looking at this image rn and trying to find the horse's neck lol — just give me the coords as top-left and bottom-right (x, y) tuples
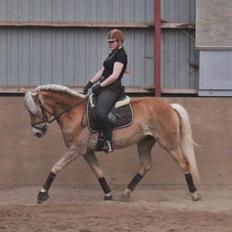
(43, 91), (84, 115)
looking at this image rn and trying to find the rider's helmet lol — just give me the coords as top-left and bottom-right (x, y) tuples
(107, 29), (125, 44)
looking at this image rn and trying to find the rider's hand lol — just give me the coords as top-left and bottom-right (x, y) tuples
(92, 83), (102, 96)
(83, 81), (93, 95)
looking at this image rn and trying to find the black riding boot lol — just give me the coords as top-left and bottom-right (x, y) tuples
(102, 123), (113, 153)
(95, 133), (113, 153)
(95, 133), (105, 151)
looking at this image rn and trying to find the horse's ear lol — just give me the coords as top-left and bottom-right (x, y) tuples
(20, 87), (27, 96)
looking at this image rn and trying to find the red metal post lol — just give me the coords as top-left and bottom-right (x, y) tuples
(154, 0), (161, 96)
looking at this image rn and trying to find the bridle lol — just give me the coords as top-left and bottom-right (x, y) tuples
(31, 97), (86, 131)
(31, 102), (54, 130)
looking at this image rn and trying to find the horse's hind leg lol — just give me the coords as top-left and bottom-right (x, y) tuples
(121, 136), (155, 201)
(168, 147), (201, 201)
(84, 151), (112, 200)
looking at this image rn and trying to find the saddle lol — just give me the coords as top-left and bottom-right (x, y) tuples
(86, 93), (133, 132)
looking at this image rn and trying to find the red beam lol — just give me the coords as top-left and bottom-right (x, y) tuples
(154, 0), (161, 97)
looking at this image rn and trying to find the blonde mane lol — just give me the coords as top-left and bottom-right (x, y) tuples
(35, 84), (86, 99)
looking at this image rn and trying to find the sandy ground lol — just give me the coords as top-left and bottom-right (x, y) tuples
(0, 185), (232, 232)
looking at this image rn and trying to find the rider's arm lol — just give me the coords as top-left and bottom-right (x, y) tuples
(90, 67), (104, 84)
(100, 62), (123, 87)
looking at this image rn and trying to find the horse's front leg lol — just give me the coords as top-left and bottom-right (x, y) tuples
(84, 151), (112, 200)
(37, 145), (79, 203)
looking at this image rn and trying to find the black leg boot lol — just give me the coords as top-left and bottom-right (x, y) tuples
(95, 133), (105, 151)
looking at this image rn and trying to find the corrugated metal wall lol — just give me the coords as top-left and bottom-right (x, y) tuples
(0, 0), (196, 25)
(0, 0), (153, 23)
(0, 0), (154, 89)
(161, 0), (199, 91)
(0, 28), (154, 88)
(0, 0), (198, 92)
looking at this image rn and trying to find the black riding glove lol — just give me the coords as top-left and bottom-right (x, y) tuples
(83, 81), (93, 95)
(92, 83), (103, 96)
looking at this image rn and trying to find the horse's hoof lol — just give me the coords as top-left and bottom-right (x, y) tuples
(120, 189), (131, 202)
(191, 191), (201, 201)
(120, 194), (130, 202)
(37, 191), (49, 204)
(104, 194), (113, 201)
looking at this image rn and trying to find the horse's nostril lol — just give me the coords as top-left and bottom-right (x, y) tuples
(35, 132), (42, 137)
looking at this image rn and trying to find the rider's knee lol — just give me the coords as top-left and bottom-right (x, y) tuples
(96, 110), (107, 121)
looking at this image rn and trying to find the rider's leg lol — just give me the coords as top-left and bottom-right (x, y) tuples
(95, 89), (119, 152)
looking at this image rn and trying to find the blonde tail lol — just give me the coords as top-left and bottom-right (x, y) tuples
(171, 103), (200, 182)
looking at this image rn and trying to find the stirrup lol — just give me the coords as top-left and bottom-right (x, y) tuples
(95, 139), (113, 153)
(102, 140), (113, 153)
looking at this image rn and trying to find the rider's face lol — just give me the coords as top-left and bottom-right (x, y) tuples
(108, 40), (119, 51)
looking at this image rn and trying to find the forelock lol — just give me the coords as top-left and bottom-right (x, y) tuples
(24, 91), (39, 114)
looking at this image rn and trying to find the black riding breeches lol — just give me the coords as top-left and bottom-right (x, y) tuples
(95, 88), (120, 141)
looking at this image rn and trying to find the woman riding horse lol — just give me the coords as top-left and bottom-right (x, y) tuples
(24, 84), (201, 203)
(83, 29), (127, 153)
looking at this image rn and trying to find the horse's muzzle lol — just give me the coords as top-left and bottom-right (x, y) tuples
(32, 123), (47, 137)
(35, 131), (43, 137)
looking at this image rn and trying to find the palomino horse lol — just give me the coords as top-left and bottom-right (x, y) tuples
(24, 84), (201, 203)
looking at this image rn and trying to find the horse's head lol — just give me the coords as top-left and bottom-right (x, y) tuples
(24, 90), (51, 137)
(24, 84), (87, 137)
